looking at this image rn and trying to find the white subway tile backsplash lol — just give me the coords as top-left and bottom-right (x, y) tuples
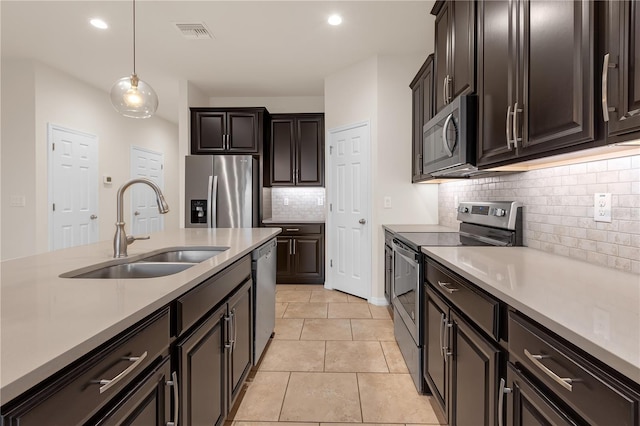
(271, 187), (326, 221)
(438, 154), (640, 273)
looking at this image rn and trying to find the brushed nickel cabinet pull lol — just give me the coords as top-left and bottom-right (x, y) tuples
(94, 351), (148, 394)
(602, 53), (617, 122)
(498, 378), (512, 426)
(166, 371), (179, 426)
(513, 102), (523, 148)
(437, 280), (459, 294)
(505, 105), (513, 150)
(524, 349), (574, 391)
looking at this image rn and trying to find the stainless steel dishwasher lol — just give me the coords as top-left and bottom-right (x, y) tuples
(251, 238), (277, 365)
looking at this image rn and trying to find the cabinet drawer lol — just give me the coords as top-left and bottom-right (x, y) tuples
(175, 255), (251, 336)
(2, 308), (170, 426)
(508, 311), (640, 426)
(426, 259), (500, 341)
(266, 224), (323, 235)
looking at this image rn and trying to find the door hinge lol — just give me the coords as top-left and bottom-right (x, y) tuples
(52, 203), (55, 212)
(330, 259), (333, 267)
(329, 203), (333, 212)
(330, 145), (333, 155)
(161, 164), (164, 170)
(52, 143), (55, 151)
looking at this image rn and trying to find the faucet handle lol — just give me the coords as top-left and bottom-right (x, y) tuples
(126, 235), (151, 245)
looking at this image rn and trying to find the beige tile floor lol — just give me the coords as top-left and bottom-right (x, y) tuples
(229, 285), (444, 426)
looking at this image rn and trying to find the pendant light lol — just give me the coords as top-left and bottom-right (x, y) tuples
(110, 0), (158, 119)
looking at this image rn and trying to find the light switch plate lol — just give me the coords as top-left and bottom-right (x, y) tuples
(284, 197), (289, 206)
(384, 196), (391, 209)
(594, 193), (612, 223)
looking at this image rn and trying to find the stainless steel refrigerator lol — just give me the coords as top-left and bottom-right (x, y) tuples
(185, 155), (260, 228)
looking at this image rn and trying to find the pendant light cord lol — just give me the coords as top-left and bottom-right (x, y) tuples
(132, 0), (136, 75)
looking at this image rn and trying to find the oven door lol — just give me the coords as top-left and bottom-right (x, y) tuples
(392, 239), (421, 344)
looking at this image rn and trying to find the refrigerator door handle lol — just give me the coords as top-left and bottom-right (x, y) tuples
(206, 175), (213, 228)
(210, 175), (218, 228)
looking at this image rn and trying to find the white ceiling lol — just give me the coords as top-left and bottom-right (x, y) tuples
(1, 1), (434, 123)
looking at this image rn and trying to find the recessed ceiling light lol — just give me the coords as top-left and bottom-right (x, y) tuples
(328, 14), (343, 26)
(90, 18), (108, 30)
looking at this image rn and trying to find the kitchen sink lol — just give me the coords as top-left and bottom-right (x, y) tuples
(61, 247), (230, 279)
(69, 262), (195, 279)
(139, 248), (228, 263)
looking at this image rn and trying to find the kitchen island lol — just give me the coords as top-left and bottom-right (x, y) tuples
(0, 227), (280, 407)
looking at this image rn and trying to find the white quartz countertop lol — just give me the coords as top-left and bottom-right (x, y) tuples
(422, 246), (640, 385)
(0, 227), (280, 404)
(383, 224), (458, 233)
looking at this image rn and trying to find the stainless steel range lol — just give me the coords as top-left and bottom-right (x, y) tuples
(392, 201), (523, 393)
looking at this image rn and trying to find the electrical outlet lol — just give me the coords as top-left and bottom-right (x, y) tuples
(284, 197), (289, 206)
(9, 195), (26, 207)
(384, 196), (391, 209)
(594, 193), (612, 223)
(318, 197), (324, 206)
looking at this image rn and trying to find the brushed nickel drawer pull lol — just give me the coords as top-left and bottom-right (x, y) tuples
(524, 349), (574, 392)
(437, 280), (459, 294)
(94, 351), (148, 394)
(286, 228), (300, 232)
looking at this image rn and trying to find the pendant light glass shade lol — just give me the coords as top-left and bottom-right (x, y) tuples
(110, 0), (158, 119)
(110, 73), (158, 118)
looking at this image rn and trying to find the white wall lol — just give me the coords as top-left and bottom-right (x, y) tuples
(1, 59), (179, 260)
(209, 96), (324, 113)
(324, 54), (439, 303)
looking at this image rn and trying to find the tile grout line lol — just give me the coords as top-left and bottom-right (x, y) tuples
(379, 341), (391, 373)
(277, 371), (293, 422)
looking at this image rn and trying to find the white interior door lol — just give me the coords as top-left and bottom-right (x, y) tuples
(328, 122), (371, 300)
(130, 146), (164, 236)
(48, 124), (99, 251)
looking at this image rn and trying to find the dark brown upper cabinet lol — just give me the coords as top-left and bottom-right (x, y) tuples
(268, 113), (324, 187)
(432, 0), (476, 114)
(603, 0), (640, 141)
(410, 55), (434, 182)
(191, 108), (269, 154)
(477, 0), (596, 168)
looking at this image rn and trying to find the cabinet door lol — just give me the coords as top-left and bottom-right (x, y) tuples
(449, 311), (500, 426)
(192, 111), (226, 153)
(227, 111), (259, 152)
(411, 78), (424, 182)
(276, 237), (293, 279)
(296, 116), (324, 186)
(434, 2), (451, 113)
(177, 305), (227, 426)
(450, 0), (476, 100)
(384, 245), (392, 302)
(606, 0), (640, 137)
(476, 0), (518, 167)
(424, 287), (449, 423)
(506, 363), (580, 426)
(227, 279), (254, 408)
(91, 357), (172, 426)
(519, 0), (594, 155)
(270, 118), (296, 185)
(293, 235), (324, 283)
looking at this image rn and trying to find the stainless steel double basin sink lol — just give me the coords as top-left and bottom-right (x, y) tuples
(61, 247), (229, 279)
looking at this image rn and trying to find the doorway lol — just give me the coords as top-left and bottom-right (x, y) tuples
(326, 121), (372, 300)
(48, 124), (99, 251)
(130, 146), (165, 236)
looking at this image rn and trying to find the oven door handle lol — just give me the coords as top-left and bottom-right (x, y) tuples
(392, 242), (419, 263)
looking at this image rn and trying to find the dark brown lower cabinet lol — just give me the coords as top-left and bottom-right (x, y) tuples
(267, 223), (324, 284)
(177, 303), (227, 426)
(449, 311), (500, 426)
(505, 363), (580, 426)
(176, 279), (253, 426)
(424, 286), (501, 426)
(91, 357), (173, 426)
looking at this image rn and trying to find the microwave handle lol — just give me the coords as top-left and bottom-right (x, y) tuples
(442, 113), (454, 157)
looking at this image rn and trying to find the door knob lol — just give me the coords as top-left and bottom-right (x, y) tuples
(134, 211), (141, 216)
(359, 218), (366, 225)
(90, 214), (98, 220)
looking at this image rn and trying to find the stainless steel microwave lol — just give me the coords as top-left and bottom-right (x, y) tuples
(422, 95), (477, 178)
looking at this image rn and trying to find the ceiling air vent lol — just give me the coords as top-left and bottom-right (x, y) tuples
(174, 22), (213, 40)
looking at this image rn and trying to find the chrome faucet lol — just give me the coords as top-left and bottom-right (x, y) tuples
(114, 178), (170, 258)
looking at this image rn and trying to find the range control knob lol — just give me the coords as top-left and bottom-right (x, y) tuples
(494, 208), (506, 217)
(459, 206), (470, 213)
